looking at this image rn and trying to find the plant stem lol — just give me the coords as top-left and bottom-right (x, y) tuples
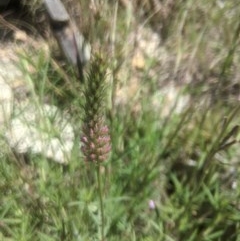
(97, 163), (104, 241)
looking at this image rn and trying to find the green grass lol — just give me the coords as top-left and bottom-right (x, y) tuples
(1, 0), (240, 240)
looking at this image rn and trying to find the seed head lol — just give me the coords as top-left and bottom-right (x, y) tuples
(81, 55), (111, 162)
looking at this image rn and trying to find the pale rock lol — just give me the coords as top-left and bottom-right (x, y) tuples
(5, 102), (74, 164)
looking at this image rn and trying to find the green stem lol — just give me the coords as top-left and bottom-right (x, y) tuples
(97, 163), (104, 241)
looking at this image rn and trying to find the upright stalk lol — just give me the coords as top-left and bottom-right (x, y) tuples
(80, 55), (111, 240)
(97, 163), (104, 241)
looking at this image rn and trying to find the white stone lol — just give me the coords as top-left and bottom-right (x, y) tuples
(5, 102), (74, 164)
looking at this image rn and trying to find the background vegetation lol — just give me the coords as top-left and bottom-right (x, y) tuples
(1, 0), (240, 240)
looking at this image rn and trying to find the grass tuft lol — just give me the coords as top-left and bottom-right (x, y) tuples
(1, 0), (240, 240)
